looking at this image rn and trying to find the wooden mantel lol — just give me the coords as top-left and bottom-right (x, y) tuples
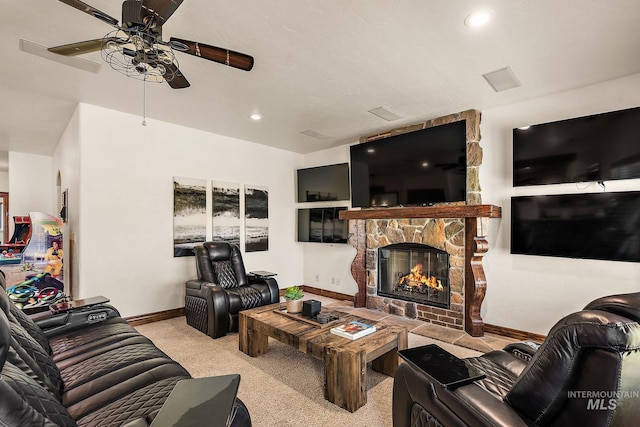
(339, 204), (502, 337)
(338, 204), (501, 220)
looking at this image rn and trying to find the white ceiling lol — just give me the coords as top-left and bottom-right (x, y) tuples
(1, 0), (640, 158)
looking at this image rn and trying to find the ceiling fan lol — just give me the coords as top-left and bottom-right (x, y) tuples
(48, 0), (254, 89)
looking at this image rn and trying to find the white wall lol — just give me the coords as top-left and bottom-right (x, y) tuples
(52, 106), (81, 298)
(299, 73), (640, 335)
(14, 74), (640, 330)
(7, 151), (54, 237)
(299, 145), (357, 295)
(72, 104), (303, 317)
(480, 73), (640, 334)
(0, 171), (8, 192)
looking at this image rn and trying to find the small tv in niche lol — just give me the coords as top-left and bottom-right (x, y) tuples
(297, 207), (348, 243)
(296, 163), (350, 203)
(511, 191), (640, 262)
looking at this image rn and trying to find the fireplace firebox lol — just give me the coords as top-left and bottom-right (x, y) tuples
(378, 243), (450, 309)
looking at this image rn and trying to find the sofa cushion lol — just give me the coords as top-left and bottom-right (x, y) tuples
(74, 376), (184, 427)
(9, 321), (63, 397)
(1, 360), (77, 427)
(8, 301), (53, 355)
(58, 339), (174, 391)
(465, 354), (518, 399)
(226, 286), (265, 311)
(49, 322), (148, 363)
(1, 309), (75, 427)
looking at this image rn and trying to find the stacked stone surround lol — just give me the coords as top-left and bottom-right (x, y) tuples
(356, 109), (483, 331)
(365, 218), (465, 329)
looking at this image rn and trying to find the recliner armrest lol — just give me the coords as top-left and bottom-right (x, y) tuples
(502, 340), (541, 363)
(185, 280), (229, 338)
(48, 295), (111, 314)
(247, 276), (279, 304)
(36, 304), (123, 338)
(393, 362), (529, 427)
(186, 279), (220, 291)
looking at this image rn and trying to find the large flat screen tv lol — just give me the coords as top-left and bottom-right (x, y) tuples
(511, 191), (640, 262)
(297, 163), (350, 202)
(513, 106), (640, 186)
(350, 121), (467, 208)
(297, 207), (348, 243)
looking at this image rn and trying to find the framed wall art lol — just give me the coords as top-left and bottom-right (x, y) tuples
(244, 185), (269, 252)
(173, 177), (206, 257)
(211, 181), (241, 247)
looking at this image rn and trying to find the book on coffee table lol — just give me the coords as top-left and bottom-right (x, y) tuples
(330, 321), (376, 340)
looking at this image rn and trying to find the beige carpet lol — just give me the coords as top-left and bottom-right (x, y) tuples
(135, 314), (482, 427)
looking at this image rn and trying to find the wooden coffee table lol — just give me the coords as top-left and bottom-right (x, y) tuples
(239, 303), (408, 412)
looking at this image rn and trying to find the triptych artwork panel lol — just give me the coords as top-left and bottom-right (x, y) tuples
(173, 177), (268, 256)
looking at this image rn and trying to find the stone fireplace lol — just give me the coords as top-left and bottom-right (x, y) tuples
(366, 218), (464, 330)
(339, 109), (502, 337)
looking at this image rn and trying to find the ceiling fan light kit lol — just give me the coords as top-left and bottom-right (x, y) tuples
(100, 29), (180, 84)
(48, 0), (254, 89)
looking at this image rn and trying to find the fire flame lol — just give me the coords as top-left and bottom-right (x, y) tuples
(399, 263), (443, 290)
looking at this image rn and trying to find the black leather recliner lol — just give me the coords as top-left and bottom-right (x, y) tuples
(185, 242), (279, 338)
(393, 292), (640, 427)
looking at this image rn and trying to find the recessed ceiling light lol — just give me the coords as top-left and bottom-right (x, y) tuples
(367, 148), (375, 154)
(464, 10), (494, 28)
(421, 162), (429, 167)
(250, 113), (262, 121)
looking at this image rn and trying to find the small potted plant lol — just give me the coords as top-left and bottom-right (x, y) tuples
(284, 285), (304, 313)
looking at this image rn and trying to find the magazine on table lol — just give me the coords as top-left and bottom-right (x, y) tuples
(330, 321), (376, 340)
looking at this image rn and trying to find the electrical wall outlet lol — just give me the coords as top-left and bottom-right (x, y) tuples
(315, 274), (319, 282)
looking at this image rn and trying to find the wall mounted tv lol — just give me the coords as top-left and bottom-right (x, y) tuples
(297, 163), (350, 203)
(511, 191), (640, 262)
(513, 106), (640, 186)
(297, 207), (348, 243)
(350, 120), (467, 208)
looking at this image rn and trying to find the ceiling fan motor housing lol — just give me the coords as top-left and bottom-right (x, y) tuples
(122, 0), (145, 27)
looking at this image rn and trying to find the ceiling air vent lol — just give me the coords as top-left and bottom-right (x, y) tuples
(300, 129), (330, 140)
(368, 106), (404, 121)
(482, 66), (521, 92)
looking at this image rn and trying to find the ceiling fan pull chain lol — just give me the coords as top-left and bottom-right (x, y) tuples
(142, 76), (147, 126)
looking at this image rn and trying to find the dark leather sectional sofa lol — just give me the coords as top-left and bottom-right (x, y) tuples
(393, 292), (640, 426)
(0, 273), (251, 427)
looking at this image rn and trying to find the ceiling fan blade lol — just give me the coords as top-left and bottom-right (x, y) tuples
(170, 37), (254, 71)
(163, 62), (190, 89)
(142, 0), (184, 26)
(56, 0), (119, 26)
(48, 39), (104, 56)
